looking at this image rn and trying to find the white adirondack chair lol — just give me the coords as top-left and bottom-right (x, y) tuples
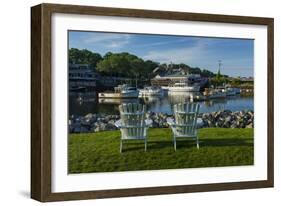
(167, 103), (200, 151)
(116, 103), (150, 153)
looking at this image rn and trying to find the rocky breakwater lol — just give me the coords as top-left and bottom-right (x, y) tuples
(201, 110), (254, 128)
(69, 113), (120, 133)
(69, 110), (254, 133)
(146, 112), (172, 128)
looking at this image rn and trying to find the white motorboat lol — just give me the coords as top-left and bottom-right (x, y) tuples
(98, 98), (139, 104)
(225, 88), (237, 96)
(163, 82), (200, 92)
(219, 87), (239, 96)
(209, 90), (227, 99)
(203, 88), (226, 99)
(189, 93), (207, 101)
(98, 84), (139, 98)
(139, 86), (164, 97)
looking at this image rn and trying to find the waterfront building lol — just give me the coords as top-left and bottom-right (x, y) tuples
(69, 64), (97, 91)
(151, 72), (208, 88)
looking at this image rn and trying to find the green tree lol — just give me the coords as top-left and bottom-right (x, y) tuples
(144, 60), (159, 78)
(216, 68), (222, 80)
(201, 69), (215, 77)
(231, 78), (242, 87)
(69, 48), (226, 80)
(97, 52), (149, 78)
(69, 48), (102, 67)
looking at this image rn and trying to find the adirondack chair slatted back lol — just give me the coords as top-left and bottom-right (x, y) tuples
(119, 103), (146, 139)
(173, 103), (200, 136)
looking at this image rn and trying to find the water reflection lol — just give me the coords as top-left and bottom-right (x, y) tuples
(167, 91), (193, 104)
(69, 91), (254, 116)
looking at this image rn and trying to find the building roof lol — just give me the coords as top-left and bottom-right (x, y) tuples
(69, 64), (93, 70)
(154, 72), (201, 79)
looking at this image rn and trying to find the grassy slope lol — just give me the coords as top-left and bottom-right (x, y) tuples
(69, 128), (253, 173)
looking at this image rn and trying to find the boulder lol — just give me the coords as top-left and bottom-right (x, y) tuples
(246, 123), (253, 128)
(94, 123), (106, 132)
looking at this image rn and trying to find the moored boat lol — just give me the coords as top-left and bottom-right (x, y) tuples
(203, 88), (226, 99)
(225, 88), (237, 96)
(233, 87), (241, 94)
(98, 84), (139, 99)
(209, 90), (227, 99)
(163, 82), (200, 92)
(139, 86), (164, 97)
(189, 93), (207, 101)
(98, 98), (139, 104)
(219, 87), (239, 96)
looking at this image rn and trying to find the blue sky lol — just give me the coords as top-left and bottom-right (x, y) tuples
(69, 31), (254, 77)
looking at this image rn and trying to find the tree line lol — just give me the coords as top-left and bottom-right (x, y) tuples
(69, 48), (220, 79)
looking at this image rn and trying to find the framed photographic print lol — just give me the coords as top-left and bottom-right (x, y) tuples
(31, 3), (274, 202)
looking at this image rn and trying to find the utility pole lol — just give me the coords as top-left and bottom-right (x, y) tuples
(218, 60), (227, 87)
(215, 60), (223, 88)
(218, 60), (222, 75)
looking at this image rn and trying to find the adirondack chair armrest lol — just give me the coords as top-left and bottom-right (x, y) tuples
(145, 119), (153, 127)
(115, 121), (131, 129)
(114, 119), (152, 128)
(166, 117), (175, 127)
(114, 119), (123, 128)
(120, 111), (145, 115)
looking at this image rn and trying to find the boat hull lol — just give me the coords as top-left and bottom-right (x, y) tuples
(226, 91), (236, 96)
(190, 94), (207, 101)
(163, 86), (200, 92)
(98, 98), (139, 104)
(139, 90), (164, 97)
(98, 91), (139, 98)
(208, 93), (227, 99)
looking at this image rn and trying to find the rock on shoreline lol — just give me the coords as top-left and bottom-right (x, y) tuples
(200, 110), (254, 129)
(69, 110), (254, 133)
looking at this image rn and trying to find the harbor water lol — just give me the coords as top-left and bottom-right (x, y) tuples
(69, 91), (254, 117)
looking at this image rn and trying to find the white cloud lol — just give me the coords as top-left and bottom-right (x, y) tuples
(83, 33), (131, 48)
(143, 39), (210, 64)
(136, 38), (188, 48)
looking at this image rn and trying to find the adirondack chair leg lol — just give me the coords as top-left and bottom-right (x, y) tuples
(120, 139), (123, 153)
(173, 136), (177, 151)
(196, 137), (199, 149)
(144, 138), (147, 152)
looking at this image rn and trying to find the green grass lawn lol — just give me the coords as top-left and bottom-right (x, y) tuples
(68, 128), (253, 173)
